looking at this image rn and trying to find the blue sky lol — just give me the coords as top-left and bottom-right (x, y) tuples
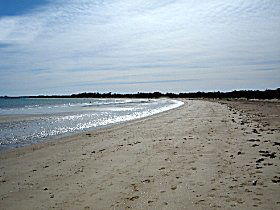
(0, 0), (279, 95)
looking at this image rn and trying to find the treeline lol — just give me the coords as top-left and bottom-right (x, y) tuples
(22, 88), (279, 99)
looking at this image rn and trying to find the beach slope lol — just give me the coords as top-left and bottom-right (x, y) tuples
(0, 99), (279, 209)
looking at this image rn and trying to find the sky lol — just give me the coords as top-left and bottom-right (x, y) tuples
(0, 0), (279, 96)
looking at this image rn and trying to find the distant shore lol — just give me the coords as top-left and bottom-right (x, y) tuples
(0, 99), (279, 209)
(1, 88), (279, 99)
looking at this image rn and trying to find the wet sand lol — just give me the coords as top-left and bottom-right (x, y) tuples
(0, 99), (279, 209)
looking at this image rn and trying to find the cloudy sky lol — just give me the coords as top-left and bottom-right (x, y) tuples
(0, 0), (279, 95)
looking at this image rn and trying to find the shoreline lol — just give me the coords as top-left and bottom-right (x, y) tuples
(0, 99), (279, 209)
(0, 99), (184, 158)
(0, 98), (183, 153)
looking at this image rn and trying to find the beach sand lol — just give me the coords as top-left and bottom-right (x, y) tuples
(0, 99), (279, 209)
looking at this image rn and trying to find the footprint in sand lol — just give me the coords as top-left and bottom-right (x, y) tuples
(259, 150), (276, 158)
(273, 142), (280, 146)
(127, 196), (139, 201)
(171, 186), (177, 190)
(272, 176), (280, 183)
(248, 139), (260, 142)
(142, 179), (151, 183)
(131, 183), (139, 192)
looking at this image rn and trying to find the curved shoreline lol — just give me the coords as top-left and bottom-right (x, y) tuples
(0, 99), (184, 158)
(0, 98), (183, 152)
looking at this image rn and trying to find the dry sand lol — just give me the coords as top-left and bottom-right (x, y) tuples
(0, 99), (279, 209)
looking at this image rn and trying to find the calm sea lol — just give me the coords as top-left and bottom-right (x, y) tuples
(0, 98), (183, 150)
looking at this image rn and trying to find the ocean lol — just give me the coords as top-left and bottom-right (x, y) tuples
(0, 98), (183, 150)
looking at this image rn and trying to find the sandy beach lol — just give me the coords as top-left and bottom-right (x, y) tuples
(0, 99), (279, 209)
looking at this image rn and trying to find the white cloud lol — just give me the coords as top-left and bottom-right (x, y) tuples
(0, 0), (279, 95)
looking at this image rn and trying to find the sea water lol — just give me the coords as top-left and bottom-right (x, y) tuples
(0, 98), (183, 150)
